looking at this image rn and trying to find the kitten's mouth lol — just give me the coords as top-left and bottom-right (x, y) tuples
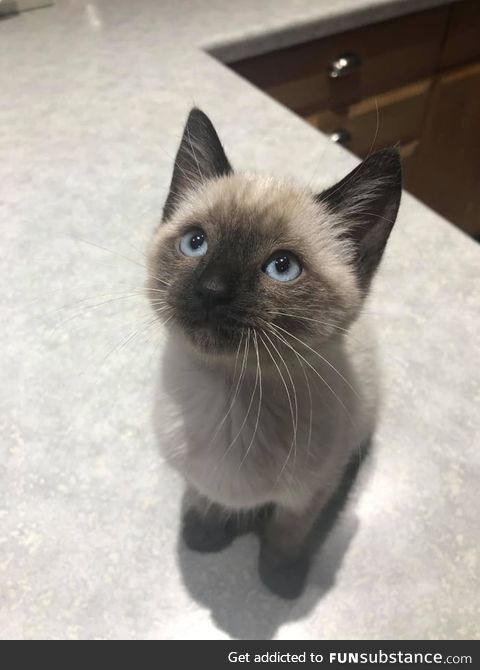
(173, 310), (244, 354)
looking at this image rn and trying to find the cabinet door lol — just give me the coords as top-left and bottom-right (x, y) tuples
(440, 0), (480, 69)
(405, 62), (480, 238)
(230, 7), (448, 115)
(305, 79), (431, 157)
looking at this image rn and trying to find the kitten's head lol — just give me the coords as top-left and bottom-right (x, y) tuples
(148, 108), (401, 356)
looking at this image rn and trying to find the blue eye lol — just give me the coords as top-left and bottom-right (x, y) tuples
(179, 228), (208, 257)
(263, 251), (302, 282)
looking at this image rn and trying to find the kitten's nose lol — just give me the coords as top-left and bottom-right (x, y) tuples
(196, 273), (233, 311)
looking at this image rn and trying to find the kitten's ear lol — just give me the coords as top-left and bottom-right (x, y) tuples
(162, 108), (233, 221)
(317, 148), (402, 288)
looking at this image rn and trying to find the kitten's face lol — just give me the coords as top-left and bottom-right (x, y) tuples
(148, 109), (401, 358)
(148, 176), (360, 354)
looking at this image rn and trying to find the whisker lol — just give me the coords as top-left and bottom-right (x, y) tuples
(268, 308), (379, 355)
(263, 321), (354, 425)
(42, 288), (157, 320)
(291, 342), (313, 461)
(209, 329), (248, 448)
(186, 124), (205, 187)
(315, 100), (382, 203)
(269, 310), (352, 336)
(215, 330), (258, 468)
(79, 314), (162, 395)
(68, 235), (171, 287)
(238, 330), (263, 471)
(41, 294), (151, 343)
(258, 330), (298, 481)
(270, 321), (361, 400)
(156, 138), (205, 192)
(367, 96), (380, 156)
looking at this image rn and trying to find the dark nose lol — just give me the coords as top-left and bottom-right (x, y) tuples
(195, 272), (234, 311)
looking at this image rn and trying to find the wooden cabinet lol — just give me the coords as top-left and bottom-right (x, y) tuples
(231, 8), (448, 114)
(405, 62), (480, 237)
(305, 80), (431, 157)
(229, 1), (480, 239)
(440, 0), (480, 69)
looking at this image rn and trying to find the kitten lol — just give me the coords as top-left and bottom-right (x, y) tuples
(148, 108), (401, 598)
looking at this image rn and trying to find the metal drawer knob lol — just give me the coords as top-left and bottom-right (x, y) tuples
(328, 53), (362, 78)
(329, 129), (352, 146)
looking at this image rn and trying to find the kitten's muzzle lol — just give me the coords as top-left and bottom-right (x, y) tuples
(170, 262), (247, 348)
(195, 273), (234, 312)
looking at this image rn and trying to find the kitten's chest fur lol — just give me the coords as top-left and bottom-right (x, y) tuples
(154, 318), (378, 511)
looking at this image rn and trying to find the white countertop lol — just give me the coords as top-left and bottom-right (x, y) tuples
(1, 0), (478, 640)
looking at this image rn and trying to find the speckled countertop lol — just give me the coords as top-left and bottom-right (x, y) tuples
(1, 0), (478, 640)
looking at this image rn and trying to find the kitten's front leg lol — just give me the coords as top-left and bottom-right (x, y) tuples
(182, 488), (237, 553)
(259, 498), (324, 599)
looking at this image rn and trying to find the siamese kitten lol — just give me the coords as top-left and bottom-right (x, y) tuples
(148, 108), (401, 598)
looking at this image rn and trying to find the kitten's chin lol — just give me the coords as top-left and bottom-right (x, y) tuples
(168, 317), (241, 358)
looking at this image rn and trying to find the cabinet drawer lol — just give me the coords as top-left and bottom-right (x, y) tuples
(230, 7), (448, 114)
(305, 79), (431, 157)
(440, 0), (480, 69)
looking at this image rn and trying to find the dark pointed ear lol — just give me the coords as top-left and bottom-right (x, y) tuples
(317, 148), (402, 288)
(162, 108), (233, 221)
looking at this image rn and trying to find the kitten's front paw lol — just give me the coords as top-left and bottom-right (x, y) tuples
(258, 543), (310, 600)
(182, 508), (235, 553)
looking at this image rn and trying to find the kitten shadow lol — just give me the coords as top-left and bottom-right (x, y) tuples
(176, 445), (373, 639)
